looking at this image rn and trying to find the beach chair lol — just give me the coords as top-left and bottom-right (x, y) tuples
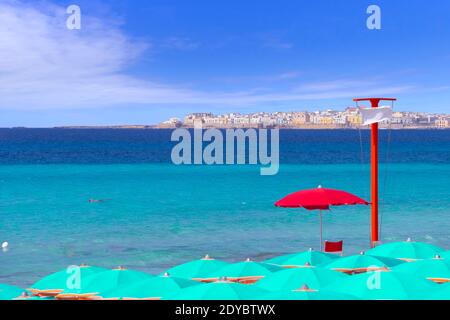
(324, 240), (343, 256)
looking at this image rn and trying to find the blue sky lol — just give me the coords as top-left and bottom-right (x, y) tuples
(1, 0), (450, 127)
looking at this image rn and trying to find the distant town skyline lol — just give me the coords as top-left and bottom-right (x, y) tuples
(155, 108), (449, 129)
(46, 108), (449, 129)
(2, 1), (450, 127)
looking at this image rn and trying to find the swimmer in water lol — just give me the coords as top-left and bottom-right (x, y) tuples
(88, 199), (110, 203)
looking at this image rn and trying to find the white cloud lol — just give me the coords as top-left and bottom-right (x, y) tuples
(0, 1), (414, 111)
(0, 1), (201, 109)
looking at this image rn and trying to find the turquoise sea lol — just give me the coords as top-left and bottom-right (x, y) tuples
(0, 129), (448, 287)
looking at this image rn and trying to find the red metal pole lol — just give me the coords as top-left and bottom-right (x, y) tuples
(353, 97), (396, 248)
(370, 99), (380, 248)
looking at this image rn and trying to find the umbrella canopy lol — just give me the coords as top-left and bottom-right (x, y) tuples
(440, 251), (450, 260)
(102, 274), (199, 300)
(60, 267), (153, 296)
(322, 253), (404, 274)
(165, 255), (229, 280)
(264, 249), (339, 267)
(275, 187), (369, 210)
(255, 267), (347, 291)
(0, 284), (25, 300)
(393, 258), (450, 283)
(326, 271), (437, 300)
(275, 186), (368, 250)
(165, 281), (268, 300)
(256, 289), (358, 300)
(101, 273), (199, 299)
(366, 240), (445, 261)
(426, 283), (450, 300)
(204, 259), (282, 283)
(30, 265), (107, 296)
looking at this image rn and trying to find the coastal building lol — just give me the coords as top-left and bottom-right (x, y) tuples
(435, 117), (449, 128)
(203, 115), (228, 126)
(250, 114), (262, 125)
(346, 114), (362, 126)
(184, 113), (214, 126)
(309, 112), (322, 125)
(158, 117), (182, 128)
(340, 107), (361, 127)
(414, 115), (431, 126)
(273, 112), (290, 126)
(261, 115), (276, 127)
(318, 116), (334, 125)
(291, 112), (310, 126)
(193, 118), (204, 128)
(333, 113), (347, 126)
(232, 115), (250, 126)
(391, 112), (414, 126)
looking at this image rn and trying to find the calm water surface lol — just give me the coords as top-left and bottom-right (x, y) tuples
(0, 129), (448, 287)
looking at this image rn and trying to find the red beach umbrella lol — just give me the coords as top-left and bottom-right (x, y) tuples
(275, 186), (369, 251)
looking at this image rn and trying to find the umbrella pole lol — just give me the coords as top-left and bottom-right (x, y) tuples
(320, 210), (323, 252)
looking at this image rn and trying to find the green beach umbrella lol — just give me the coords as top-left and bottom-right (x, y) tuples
(426, 283), (450, 300)
(0, 284), (25, 300)
(264, 249), (339, 267)
(165, 255), (230, 280)
(392, 257), (450, 283)
(366, 239), (445, 261)
(101, 273), (199, 299)
(63, 267), (153, 295)
(30, 265), (107, 295)
(322, 252), (404, 273)
(205, 259), (283, 282)
(326, 271), (437, 300)
(165, 281), (268, 300)
(441, 251), (450, 260)
(256, 288), (359, 300)
(255, 267), (347, 291)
